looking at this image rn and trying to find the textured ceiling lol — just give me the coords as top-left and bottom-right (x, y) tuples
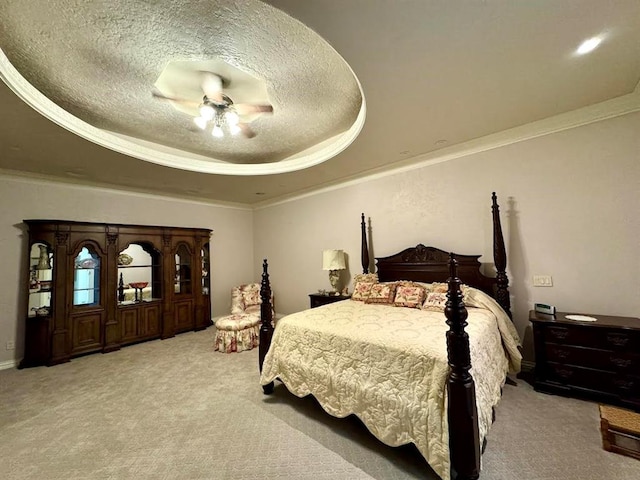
(0, 0), (639, 205)
(0, 0), (363, 172)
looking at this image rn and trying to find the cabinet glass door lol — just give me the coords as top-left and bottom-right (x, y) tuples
(73, 246), (101, 306)
(174, 244), (192, 294)
(28, 242), (53, 317)
(201, 243), (210, 296)
(117, 243), (160, 304)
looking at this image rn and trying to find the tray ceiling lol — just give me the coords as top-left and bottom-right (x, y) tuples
(0, 0), (639, 205)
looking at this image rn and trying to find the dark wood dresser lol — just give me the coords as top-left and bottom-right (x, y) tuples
(530, 310), (640, 411)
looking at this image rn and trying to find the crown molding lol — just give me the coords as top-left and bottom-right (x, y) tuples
(0, 169), (252, 210)
(255, 89), (640, 210)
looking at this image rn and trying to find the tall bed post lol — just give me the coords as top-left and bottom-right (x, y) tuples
(446, 255), (481, 480)
(491, 192), (511, 318)
(258, 258), (274, 394)
(361, 213), (369, 274)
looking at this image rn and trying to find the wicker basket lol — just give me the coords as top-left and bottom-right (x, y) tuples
(599, 404), (640, 460)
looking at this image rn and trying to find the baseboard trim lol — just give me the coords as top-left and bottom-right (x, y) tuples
(0, 359), (19, 371)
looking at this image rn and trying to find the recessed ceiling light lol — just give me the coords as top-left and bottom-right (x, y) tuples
(255, 192), (266, 196)
(576, 36), (602, 55)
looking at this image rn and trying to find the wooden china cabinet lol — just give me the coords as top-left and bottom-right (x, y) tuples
(20, 220), (212, 368)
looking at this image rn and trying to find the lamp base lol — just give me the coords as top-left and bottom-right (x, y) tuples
(328, 269), (341, 294)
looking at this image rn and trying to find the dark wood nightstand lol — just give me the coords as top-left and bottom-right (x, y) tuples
(529, 310), (640, 410)
(309, 293), (351, 309)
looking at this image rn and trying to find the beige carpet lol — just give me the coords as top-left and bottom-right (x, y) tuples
(1, 328), (638, 480)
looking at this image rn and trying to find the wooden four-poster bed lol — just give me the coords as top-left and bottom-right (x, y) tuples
(256, 193), (521, 480)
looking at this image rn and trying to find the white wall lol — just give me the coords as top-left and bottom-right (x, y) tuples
(0, 176), (255, 366)
(254, 112), (640, 362)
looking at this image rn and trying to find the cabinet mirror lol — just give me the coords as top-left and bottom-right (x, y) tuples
(117, 243), (161, 304)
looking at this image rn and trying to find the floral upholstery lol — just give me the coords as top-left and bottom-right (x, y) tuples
(231, 283), (257, 314)
(422, 291), (448, 311)
(214, 314), (260, 353)
(351, 273), (379, 302)
(421, 282), (470, 311)
(352, 281), (376, 301)
(364, 282), (397, 305)
(393, 282), (427, 308)
(215, 283), (275, 353)
(353, 273), (378, 284)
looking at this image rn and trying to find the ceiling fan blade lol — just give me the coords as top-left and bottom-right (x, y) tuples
(200, 71), (224, 102)
(151, 90), (200, 108)
(238, 123), (256, 138)
(234, 103), (274, 115)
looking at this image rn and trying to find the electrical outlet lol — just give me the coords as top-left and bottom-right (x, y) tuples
(533, 275), (553, 287)
(6, 341), (15, 350)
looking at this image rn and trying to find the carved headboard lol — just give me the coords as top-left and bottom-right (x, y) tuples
(375, 245), (496, 298)
(361, 193), (512, 317)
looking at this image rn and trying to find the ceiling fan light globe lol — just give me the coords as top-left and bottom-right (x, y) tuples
(212, 125), (224, 138)
(199, 104), (215, 120)
(193, 116), (208, 130)
(226, 111), (239, 126)
(229, 124), (241, 135)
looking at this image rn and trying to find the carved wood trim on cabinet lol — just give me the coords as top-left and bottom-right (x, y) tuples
(20, 220), (212, 367)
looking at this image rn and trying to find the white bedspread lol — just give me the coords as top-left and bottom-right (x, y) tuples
(260, 290), (521, 480)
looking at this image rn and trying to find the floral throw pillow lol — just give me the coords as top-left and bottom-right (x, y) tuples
(428, 283), (448, 294)
(364, 282), (397, 305)
(352, 281), (375, 301)
(394, 283), (427, 308)
(231, 286), (245, 314)
(422, 291), (448, 311)
(353, 273), (378, 284)
(241, 284), (261, 307)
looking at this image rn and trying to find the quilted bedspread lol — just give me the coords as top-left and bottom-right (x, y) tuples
(260, 288), (521, 480)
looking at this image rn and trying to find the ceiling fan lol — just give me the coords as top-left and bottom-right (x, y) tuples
(152, 71), (273, 139)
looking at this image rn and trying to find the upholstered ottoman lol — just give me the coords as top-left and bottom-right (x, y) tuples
(214, 313), (260, 353)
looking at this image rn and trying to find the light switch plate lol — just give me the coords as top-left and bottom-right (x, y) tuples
(533, 275), (553, 287)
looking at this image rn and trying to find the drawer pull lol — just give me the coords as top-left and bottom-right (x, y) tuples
(606, 333), (630, 347)
(549, 328), (569, 340)
(550, 347), (570, 359)
(610, 356), (632, 369)
(613, 378), (635, 391)
(554, 366), (573, 379)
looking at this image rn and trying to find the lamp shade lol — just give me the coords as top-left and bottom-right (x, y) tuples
(322, 249), (346, 270)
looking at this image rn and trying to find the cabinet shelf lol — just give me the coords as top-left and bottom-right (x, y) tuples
(118, 264), (159, 269)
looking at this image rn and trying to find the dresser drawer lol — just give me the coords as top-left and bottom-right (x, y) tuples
(545, 362), (640, 397)
(545, 344), (640, 374)
(543, 325), (640, 351)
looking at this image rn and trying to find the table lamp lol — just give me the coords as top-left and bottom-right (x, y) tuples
(322, 249), (346, 294)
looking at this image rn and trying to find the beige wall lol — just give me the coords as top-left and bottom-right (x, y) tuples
(254, 112), (640, 362)
(2, 112), (638, 367)
(0, 176), (254, 366)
